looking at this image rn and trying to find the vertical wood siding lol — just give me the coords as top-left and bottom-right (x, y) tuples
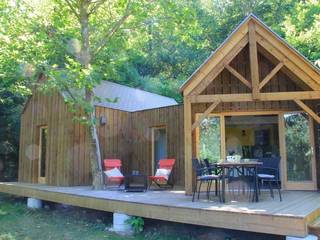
(18, 91), (90, 186)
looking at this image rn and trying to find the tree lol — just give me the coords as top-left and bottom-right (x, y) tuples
(282, 0), (320, 67)
(46, 0), (152, 189)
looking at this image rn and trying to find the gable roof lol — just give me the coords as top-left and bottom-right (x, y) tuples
(180, 13), (320, 95)
(93, 81), (178, 112)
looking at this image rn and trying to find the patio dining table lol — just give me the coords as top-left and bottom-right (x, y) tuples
(216, 161), (263, 203)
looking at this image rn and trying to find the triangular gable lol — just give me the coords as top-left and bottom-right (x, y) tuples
(180, 14), (320, 96)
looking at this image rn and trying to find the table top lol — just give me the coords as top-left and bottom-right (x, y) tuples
(216, 161), (263, 167)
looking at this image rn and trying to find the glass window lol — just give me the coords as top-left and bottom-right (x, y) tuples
(225, 115), (279, 160)
(199, 117), (221, 163)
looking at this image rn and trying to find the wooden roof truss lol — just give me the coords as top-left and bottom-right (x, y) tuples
(181, 14), (320, 128)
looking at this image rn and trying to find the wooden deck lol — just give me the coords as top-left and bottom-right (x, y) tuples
(0, 182), (319, 237)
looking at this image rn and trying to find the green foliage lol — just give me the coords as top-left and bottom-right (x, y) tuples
(282, 0), (320, 67)
(285, 113), (313, 181)
(199, 117), (221, 162)
(127, 216), (144, 234)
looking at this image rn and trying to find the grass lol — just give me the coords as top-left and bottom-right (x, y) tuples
(0, 194), (122, 240)
(0, 193), (282, 240)
(0, 194), (195, 240)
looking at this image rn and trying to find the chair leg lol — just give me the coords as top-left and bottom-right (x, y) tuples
(207, 180), (213, 199)
(215, 179), (218, 196)
(192, 180), (197, 202)
(198, 181), (202, 200)
(148, 180), (153, 189)
(276, 180), (282, 202)
(217, 180), (221, 202)
(268, 181), (274, 199)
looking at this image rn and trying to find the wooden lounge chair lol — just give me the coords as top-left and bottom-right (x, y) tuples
(103, 159), (125, 187)
(149, 159), (176, 189)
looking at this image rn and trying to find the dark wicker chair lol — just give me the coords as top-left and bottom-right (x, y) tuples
(192, 158), (221, 202)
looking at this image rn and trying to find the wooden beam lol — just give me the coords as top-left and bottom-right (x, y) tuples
(256, 33), (320, 91)
(184, 97), (193, 195)
(248, 20), (260, 99)
(259, 61), (284, 90)
(190, 35), (249, 96)
(191, 101), (220, 131)
(190, 91), (320, 103)
(255, 22), (320, 89)
(182, 23), (249, 96)
(225, 65), (252, 89)
(294, 99), (320, 124)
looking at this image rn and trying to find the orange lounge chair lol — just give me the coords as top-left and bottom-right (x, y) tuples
(149, 159), (176, 188)
(103, 159), (125, 187)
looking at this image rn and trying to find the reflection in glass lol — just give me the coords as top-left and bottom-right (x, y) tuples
(199, 117), (221, 163)
(285, 113), (312, 181)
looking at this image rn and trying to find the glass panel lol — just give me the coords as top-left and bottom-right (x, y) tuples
(40, 128), (47, 178)
(225, 115), (279, 161)
(199, 117), (221, 163)
(285, 113), (312, 181)
(153, 128), (167, 172)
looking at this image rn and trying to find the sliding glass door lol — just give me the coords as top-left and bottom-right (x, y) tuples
(282, 112), (317, 190)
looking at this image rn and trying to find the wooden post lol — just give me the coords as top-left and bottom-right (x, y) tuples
(184, 97), (193, 195)
(278, 113), (287, 190)
(248, 20), (260, 100)
(220, 115), (226, 161)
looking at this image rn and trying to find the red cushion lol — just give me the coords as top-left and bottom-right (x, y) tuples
(149, 176), (167, 181)
(159, 159), (176, 170)
(104, 159), (122, 171)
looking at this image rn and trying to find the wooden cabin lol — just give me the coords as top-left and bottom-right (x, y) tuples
(18, 14), (320, 193)
(2, 14), (320, 238)
(181, 14), (320, 194)
(18, 81), (185, 187)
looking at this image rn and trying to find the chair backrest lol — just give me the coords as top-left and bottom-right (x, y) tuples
(192, 158), (203, 176)
(259, 157), (280, 169)
(203, 158), (213, 174)
(158, 159), (175, 170)
(258, 157), (281, 179)
(104, 159), (122, 171)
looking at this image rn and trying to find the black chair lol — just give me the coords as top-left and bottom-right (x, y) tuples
(203, 159), (221, 197)
(257, 157), (282, 201)
(192, 158), (221, 202)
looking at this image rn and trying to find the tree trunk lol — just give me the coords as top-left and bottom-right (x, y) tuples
(80, 1), (104, 189)
(89, 109), (104, 190)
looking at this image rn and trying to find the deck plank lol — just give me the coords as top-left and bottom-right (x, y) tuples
(0, 182), (319, 237)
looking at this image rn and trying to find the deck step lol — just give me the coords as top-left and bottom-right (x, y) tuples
(308, 217), (320, 237)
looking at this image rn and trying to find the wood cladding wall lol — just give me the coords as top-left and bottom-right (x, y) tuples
(130, 105), (185, 186)
(19, 94), (184, 187)
(96, 105), (185, 186)
(95, 106), (132, 174)
(18, 91), (91, 186)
